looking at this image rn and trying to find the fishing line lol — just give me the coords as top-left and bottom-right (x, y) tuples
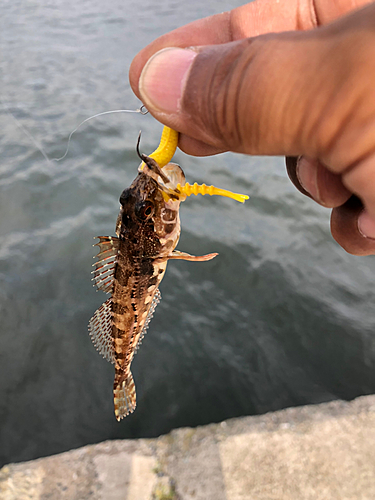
(52, 106), (148, 162)
(1, 98), (148, 164)
(0, 98), (52, 164)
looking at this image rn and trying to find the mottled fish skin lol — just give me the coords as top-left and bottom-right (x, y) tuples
(89, 157), (218, 421)
(89, 160), (185, 421)
(111, 170), (182, 420)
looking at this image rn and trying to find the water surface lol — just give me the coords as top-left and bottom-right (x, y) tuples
(1, 0), (375, 466)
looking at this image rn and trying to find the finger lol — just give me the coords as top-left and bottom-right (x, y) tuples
(331, 196), (375, 255)
(286, 156), (312, 198)
(137, 38), (317, 155)
(129, 0), (304, 99)
(286, 156), (351, 207)
(129, 0), (372, 100)
(342, 153), (375, 225)
(136, 5), (375, 158)
(357, 209), (375, 239)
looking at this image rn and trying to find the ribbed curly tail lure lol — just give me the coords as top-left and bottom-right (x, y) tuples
(143, 126), (249, 204)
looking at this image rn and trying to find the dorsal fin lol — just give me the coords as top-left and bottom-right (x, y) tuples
(91, 236), (120, 294)
(134, 288), (162, 353)
(88, 298), (115, 363)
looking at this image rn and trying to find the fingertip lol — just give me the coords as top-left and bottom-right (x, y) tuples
(294, 157), (351, 207)
(286, 156), (312, 198)
(331, 197), (375, 256)
(129, 39), (174, 99)
(128, 10), (232, 101)
(296, 156), (321, 202)
(357, 210), (375, 239)
(139, 48), (197, 115)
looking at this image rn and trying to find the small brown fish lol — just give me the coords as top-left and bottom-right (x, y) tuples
(88, 153), (217, 421)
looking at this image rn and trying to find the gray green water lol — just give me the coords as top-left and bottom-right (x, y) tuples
(1, 0), (375, 466)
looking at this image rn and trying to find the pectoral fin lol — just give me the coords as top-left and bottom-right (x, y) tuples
(91, 236), (120, 294)
(168, 250), (218, 262)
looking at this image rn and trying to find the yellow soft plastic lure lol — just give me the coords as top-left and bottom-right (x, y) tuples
(144, 126), (249, 203)
(140, 126), (178, 169)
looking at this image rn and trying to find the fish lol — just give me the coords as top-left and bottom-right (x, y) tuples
(88, 127), (248, 421)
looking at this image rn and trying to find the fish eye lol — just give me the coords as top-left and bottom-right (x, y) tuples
(136, 200), (154, 220)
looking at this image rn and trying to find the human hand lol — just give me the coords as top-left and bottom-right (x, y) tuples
(129, 0), (375, 255)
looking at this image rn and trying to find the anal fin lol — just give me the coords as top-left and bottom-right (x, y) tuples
(134, 288), (161, 354)
(88, 298), (115, 364)
(167, 250), (218, 261)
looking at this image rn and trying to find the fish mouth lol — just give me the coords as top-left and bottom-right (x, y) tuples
(156, 162), (185, 190)
(139, 154), (186, 201)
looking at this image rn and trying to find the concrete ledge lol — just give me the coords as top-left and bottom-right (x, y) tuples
(1, 395), (375, 499)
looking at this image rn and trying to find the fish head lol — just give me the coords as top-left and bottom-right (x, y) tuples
(116, 157), (186, 258)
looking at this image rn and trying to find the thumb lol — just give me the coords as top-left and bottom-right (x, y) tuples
(137, 32), (338, 157)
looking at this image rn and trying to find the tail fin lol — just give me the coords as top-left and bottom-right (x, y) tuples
(113, 370), (136, 421)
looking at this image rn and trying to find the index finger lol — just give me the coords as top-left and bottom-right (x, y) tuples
(129, 0), (370, 97)
(129, 0), (302, 97)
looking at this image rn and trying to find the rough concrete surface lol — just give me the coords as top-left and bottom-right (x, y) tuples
(1, 395), (375, 500)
